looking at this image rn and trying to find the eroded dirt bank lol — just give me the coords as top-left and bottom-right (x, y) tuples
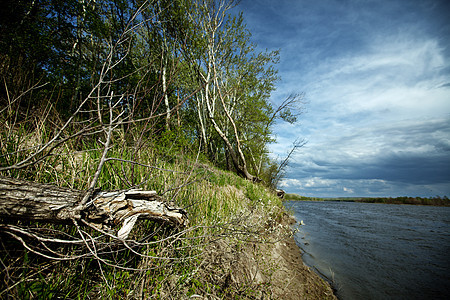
(195, 213), (337, 299)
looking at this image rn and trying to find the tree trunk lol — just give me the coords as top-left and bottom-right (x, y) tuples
(162, 65), (171, 130)
(0, 176), (187, 239)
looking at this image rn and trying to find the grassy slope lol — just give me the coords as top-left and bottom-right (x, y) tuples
(153, 163), (337, 299)
(1, 133), (335, 299)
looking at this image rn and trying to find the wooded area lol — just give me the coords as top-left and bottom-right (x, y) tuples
(0, 0), (302, 184)
(0, 0), (303, 297)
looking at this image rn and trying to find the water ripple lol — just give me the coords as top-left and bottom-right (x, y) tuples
(286, 201), (450, 300)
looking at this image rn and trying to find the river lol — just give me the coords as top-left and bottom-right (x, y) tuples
(284, 201), (450, 300)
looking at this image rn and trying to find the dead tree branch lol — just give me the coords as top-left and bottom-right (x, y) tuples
(274, 138), (307, 186)
(0, 176), (188, 240)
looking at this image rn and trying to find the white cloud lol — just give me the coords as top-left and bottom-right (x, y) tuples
(303, 36), (449, 116)
(279, 117), (450, 197)
(343, 187), (354, 194)
(280, 177), (339, 189)
(303, 177), (336, 188)
(279, 178), (302, 188)
(282, 176), (449, 198)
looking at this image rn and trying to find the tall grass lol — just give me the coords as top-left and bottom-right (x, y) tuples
(0, 118), (286, 299)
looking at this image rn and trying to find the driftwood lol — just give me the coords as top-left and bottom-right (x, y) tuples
(0, 176), (188, 239)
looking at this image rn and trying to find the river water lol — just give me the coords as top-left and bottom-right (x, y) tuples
(284, 201), (450, 300)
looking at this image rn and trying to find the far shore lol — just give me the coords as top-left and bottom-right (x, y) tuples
(284, 194), (450, 206)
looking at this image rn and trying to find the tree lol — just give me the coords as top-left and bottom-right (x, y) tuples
(0, 1), (309, 297)
(183, 0), (281, 182)
(272, 137), (307, 187)
(0, 0), (302, 268)
(0, 176), (187, 240)
(0, 0), (194, 263)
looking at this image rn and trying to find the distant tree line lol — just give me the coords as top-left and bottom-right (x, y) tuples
(284, 194), (450, 206)
(352, 196), (450, 206)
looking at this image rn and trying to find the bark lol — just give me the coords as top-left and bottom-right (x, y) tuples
(208, 114), (258, 182)
(202, 74), (259, 182)
(0, 176), (188, 239)
(162, 65), (171, 130)
(196, 94), (208, 148)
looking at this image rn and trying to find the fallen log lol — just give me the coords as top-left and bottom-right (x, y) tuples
(0, 176), (188, 239)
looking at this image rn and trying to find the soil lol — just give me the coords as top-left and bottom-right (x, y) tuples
(196, 213), (337, 299)
(258, 215), (337, 300)
(268, 233), (337, 299)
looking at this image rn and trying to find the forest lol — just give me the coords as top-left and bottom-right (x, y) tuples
(0, 0), (306, 298)
(0, 0), (301, 185)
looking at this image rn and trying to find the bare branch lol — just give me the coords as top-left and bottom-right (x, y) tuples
(274, 138), (307, 186)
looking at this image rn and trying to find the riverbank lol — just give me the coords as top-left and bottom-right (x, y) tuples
(195, 211), (337, 299)
(1, 165), (337, 299)
(268, 228), (338, 299)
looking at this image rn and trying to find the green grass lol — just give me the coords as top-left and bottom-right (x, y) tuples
(0, 125), (285, 299)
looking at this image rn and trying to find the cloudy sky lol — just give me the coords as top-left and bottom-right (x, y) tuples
(234, 0), (450, 197)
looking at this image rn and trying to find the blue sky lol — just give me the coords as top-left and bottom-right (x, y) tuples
(234, 0), (450, 197)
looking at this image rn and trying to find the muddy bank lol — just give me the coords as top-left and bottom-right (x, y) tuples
(196, 213), (337, 299)
(266, 233), (337, 299)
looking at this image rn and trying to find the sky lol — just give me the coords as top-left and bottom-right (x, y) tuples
(234, 0), (450, 198)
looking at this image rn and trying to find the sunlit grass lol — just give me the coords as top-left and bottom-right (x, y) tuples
(0, 124), (286, 298)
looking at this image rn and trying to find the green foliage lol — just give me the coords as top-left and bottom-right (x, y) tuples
(1, 143), (287, 298)
(0, 0), (301, 298)
(6, 247), (97, 299)
(284, 193), (313, 201)
(0, 0), (294, 186)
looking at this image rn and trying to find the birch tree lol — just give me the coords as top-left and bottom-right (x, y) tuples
(185, 0), (280, 182)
